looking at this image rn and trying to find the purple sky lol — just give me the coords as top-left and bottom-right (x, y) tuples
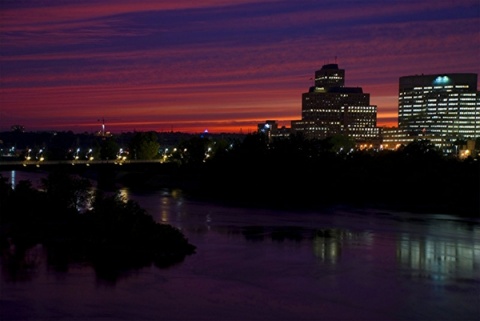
(1, 0), (479, 133)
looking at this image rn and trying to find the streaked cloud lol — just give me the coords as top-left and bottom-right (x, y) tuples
(1, 0), (478, 133)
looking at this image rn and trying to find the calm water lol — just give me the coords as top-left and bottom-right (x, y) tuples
(1, 170), (479, 320)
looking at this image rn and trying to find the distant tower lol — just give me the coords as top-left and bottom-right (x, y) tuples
(314, 63), (345, 89)
(98, 118), (105, 136)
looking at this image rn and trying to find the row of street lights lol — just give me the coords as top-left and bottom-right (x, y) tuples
(12, 143), (225, 167)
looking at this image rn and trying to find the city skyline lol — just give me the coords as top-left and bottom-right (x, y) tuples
(1, 0), (479, 134)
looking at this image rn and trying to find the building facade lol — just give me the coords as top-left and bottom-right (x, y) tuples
(398, 73), (479, 139)
(257, 120), (291, 142)
(291, 64), (379, 143)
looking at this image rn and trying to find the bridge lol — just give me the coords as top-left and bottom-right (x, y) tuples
(0, 159), (165, 169)
(0, 158), (180, 190)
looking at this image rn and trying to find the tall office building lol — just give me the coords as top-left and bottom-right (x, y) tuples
(291, 64), (379, 142)
(398, 73), (479, 139)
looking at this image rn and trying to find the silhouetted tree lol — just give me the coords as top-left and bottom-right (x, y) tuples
(399, 139), (442, 160)
(41, 171), (92, 216)
(100, 137), (119, 160)
(0, 172), (196, 281)
(326, 134), (356, 153)
(174, 136), (210, 166)
(128, 131), (160, 160)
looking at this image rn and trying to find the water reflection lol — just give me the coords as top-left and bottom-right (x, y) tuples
(313, 229), (373, 264)
(113, 186), (480, 287)
(1, 170), (479, 320)
(1, 243), (45, 282)
(9, 170), (15, 189)
(397, 234), (480, 283)
(313, 235), (341, 263)
(3, 169), (46, 190)
(117, 187), (187, 225)
(118, 187), (130, 201)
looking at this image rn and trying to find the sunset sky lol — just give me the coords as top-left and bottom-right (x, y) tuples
(1, 0), (479, 134)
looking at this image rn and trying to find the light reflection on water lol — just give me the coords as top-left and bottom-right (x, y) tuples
(398, 233), (479, 282)
(1, 169), (47, 189)
(1, 171), (479, 320)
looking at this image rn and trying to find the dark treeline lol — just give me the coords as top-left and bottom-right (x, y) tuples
(0, 130), (244, 161)
(0, 132), (480, 215)
(115, 133), (479, 217)
(1, 129), (478, 217)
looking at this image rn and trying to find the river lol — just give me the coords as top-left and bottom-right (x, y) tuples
(0, 170), (479, 320)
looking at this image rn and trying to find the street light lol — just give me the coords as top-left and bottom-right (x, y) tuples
(36, 149), (45, 162)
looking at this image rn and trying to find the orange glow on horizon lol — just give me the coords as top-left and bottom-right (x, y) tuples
(1, 1), (478, 134)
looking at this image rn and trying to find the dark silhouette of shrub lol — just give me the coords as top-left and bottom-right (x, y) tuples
(0, 172), (196, 282)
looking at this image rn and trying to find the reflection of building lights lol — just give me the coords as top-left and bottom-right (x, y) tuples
(313, 237), (340, 263)
(118, 188), (129, 202)
(10, 170), (15, 189)
(397, 235), (479, 281)
(161, 209), (169, 223)
(312, 229), (373, 263)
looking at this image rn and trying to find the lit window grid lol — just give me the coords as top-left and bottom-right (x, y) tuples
(399, 78), (479, 138)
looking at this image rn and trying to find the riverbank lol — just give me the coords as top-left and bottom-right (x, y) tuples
(114, 161), (479, 218)
(3, 158), (478, 218)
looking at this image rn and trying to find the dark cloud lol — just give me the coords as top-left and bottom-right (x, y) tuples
(1, 0), (478, 133)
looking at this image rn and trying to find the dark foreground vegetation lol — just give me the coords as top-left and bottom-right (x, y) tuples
(0, 171), (196, 281)
(114, 133), (479, 217)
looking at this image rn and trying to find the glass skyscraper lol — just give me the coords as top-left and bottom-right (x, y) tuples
(398, 73), (479, 139)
